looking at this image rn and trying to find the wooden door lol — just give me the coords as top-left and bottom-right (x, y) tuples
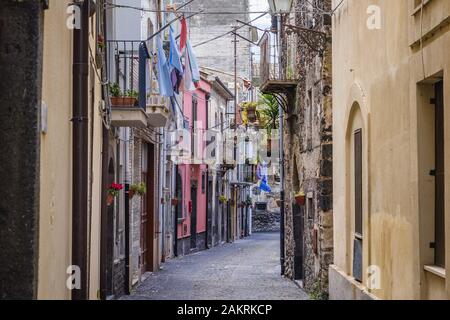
(353, 129), (363, 282)
(190, 182), (198, 249)
(435, 81), (445, 268)
(140, 144), (148, 273)
(293, 203), (304, 280)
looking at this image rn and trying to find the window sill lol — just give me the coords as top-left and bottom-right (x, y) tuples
(411, 0), (432, 16)
(424, 265), (446, 279)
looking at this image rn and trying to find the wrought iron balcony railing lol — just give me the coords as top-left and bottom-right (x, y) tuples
(259, 31), (298, 93)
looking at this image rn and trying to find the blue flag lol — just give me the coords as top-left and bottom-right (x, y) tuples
(156, 35), (174, 97)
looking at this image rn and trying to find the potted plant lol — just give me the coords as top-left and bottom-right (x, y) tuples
(243, 102), (258, 123)
(129, 182), (146, 199)
(218, 195), (227, 204)
(109, 83), (122, 106)
(109, 83), (138, 107)
(107, 183), (123, 206)
(125, 89), (139, 106)
(295, 190), (306, 206)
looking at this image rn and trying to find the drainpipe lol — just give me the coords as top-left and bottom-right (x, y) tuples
(100, 0), (109, 300)
(277, 14), (286, 276)
(72, 0), (90, 300)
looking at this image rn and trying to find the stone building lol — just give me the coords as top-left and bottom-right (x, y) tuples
(331, 0), (450, 300)
(187, 0), (251, 78)
(260, 0), (333, 298)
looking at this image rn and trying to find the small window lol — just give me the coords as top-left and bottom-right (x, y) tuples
(201, 172), (206, 194)
(307, 196), (314, 220)
(354, 129), (363, 237)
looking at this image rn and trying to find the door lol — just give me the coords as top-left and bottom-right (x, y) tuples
(293, 203), (304, 280)
(435, 81), (445, 268)
(353, 129), (363, 282)
(140, 144), (149, 273)
(190, 182), (198, 249)
(207, 178), (214, 247)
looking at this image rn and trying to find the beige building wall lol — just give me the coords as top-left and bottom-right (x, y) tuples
(331, 0), (450, 300)
(39, 0), (104, 300)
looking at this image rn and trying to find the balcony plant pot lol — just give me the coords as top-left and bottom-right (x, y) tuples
(295, 191), (306, 206)
(247, 108), (257, 123)
(128, 190), (135, 199)
(107, 194), (114, 207)
(110, 97), (138, 107)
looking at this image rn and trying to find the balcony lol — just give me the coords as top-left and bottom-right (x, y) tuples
(259, 31), (298, 94)
(106, 40), (172, 129)
(146, 94), (170, 127)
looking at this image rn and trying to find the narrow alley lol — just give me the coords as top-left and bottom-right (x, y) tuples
(122, 233), (308, 300)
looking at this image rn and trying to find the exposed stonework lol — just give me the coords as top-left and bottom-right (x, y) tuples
(282, 0), (333, 298)
(252, 210), (280, 233)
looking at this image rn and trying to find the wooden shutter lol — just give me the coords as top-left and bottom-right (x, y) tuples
(435, 81), (445, 268)
(355, 129), (363, 237)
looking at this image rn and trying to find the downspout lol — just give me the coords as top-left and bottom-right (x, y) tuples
(72, 0), (90, 300)
(100, 0), (109, 300)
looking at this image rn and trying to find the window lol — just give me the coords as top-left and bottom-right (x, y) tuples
(191, 98), (198, 159)
(307, 89), (313, 150)
(434, 81), (445, 268)
(201, 172), (206, 194)
(353, 129), (363, 282)
(355, 129), (363, 237)
(176, 171), (183, 219)
(307, 195), (314, 220)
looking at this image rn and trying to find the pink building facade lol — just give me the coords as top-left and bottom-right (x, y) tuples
(176, 78), (211, 255)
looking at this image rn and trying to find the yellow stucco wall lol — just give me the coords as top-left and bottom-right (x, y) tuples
(332, 0), (450, 300)
(39, 0), (104, 300)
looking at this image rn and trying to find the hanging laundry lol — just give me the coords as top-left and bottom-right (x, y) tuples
(186, 41), (200, 85)
(179, 16), (188, 53)
(169, 26), (184, 94)
(156, 35), (174, 97)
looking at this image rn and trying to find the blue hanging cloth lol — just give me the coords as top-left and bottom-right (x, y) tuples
(156, 35), (174, 97)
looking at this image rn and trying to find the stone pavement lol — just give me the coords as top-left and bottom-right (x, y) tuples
(121, 232), (309, 300)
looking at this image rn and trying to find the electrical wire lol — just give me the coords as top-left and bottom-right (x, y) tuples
(193, 12), (268, 48)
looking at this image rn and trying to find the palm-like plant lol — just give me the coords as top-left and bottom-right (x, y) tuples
(258, 94), (279, 134)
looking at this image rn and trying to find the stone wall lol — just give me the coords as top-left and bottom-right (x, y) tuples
(188, 0), (250, 78)
(282, 0), (333, 297)
(252, 210), (280, 233)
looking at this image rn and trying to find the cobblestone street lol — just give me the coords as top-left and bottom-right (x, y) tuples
(122, 233), (308, 300)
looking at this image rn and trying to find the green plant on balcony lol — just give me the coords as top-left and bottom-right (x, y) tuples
(109, 83), (138, 107)
(109, 82), (122, 98)
(242, 102), (258, 123)
(129, 182), (147, 199)
(218, 195), (228, 204)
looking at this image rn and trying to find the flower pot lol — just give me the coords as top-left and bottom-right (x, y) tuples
(171, 198), (179, 206)
(110, 97), (138, 107)
(295, 194), (306, 206)
(107, 194), (114, 207)
(129, 190), (135, 199)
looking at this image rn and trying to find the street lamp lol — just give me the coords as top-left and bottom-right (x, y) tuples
(267, 0), (292, 278)
(268, 0), (293, 15)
